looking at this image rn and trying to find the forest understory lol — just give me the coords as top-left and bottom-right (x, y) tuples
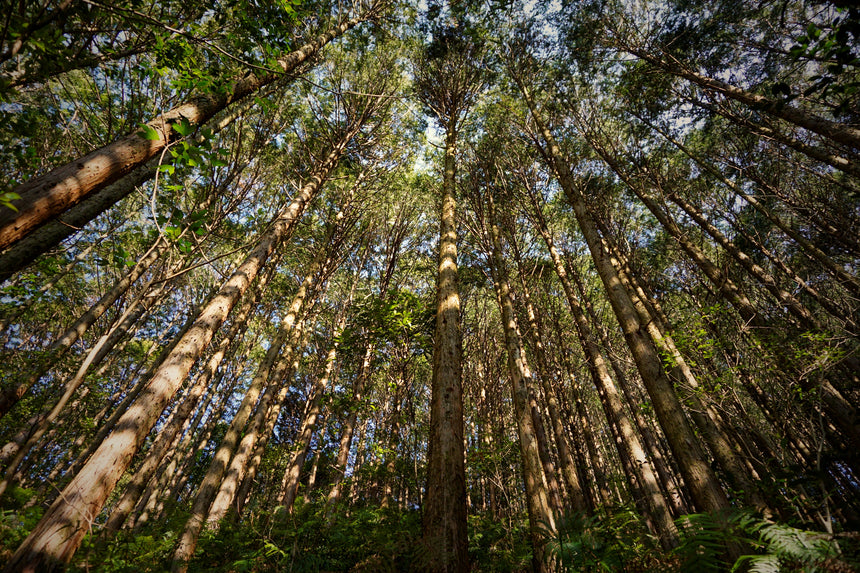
(0, 0), (859, 571)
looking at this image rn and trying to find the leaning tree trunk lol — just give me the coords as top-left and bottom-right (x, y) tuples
(206, 200), (362, 526)
(0, 164), (157, 284)
(0, 276), (168, 497)
(592, 216), (773, 514)
(485, 197), (557, 571)
(622, 45), (860, 150)
(170, 232), (336, 573)
(638, 112), (860, 297)
(0, 8), (378, 251)
(3, 127), (354, 573)
(0, 235), (168, 419)
(102, 263), (272, 533)
(233, 322), (309, 518)
(0, 112), (245, 283)
(277, 325), (344, 513)
(524, 193), (679, 549)
(325, 342), (374, 509)
(517, 79), (731, 515)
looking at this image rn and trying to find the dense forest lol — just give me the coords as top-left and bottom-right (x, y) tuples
(0, 0), (858, 571)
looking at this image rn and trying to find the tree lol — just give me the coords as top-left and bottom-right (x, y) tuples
(414, 22), (485, 573)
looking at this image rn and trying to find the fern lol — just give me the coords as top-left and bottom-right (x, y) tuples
(676, 509), (855, 573)
(676, 510), (752, 572)
(733, 520), (843, 572)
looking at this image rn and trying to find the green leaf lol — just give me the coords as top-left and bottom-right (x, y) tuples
(137, 124), (161, 141)
(0, 191), (20, 212)
(157, 164), (175, 175)
(172, 117), (194, 136)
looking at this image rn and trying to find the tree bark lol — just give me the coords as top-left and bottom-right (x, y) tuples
(0, 9), (377, 251)
(4, 128), (352, 573)
(102, 264), (271, 533)
(517, 80), (730, 515)
(486, 196), (557, 570)
(171, 231), (334, 572)
(422, 127), (469, 572)
(525, 193), (679, 548)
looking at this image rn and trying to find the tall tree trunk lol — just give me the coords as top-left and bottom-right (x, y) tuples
(510, 256), (590, 514)
(171, 230), (335, 572)
(422, 127), (469, 572)
(102, 264), (271, 533)
(517, 80), (730, 515)
(0, 277), (167, 497)
(276, 325), (343, 513)
(325, 342), (374, 509)
(4, 128), (353, 573)
(524, 191), (678, 548)
(486, 197), (557, 570)
(0, 8), (379, 250)
(592, 218), (772, 514)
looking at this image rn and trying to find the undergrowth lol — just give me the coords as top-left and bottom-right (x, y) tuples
(2, 492), (858, 572)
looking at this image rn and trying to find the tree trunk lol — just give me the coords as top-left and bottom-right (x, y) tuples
(0, 9), (377, 251)
(325, 342), (374, 509)
(641, 112), (860, 297)
(102, 264), (270, 533)
(525, 193), (678, 548)
(486, 197), (557, 570)
(4, 129), (352, 573)
(422, 127), (469, 572)
(171, 233), (334, 572)
(0, 164), (156, 283)
(0, 112), (245, 282)
(276, 329), (342, 513)
(518, 80), (730, 515)
(0, 277), (167, 497)
(593, 218), (772, 514)
(511, 261), (590, 514)
(0, 236), (168, 419)
(624, 45), (860, 150)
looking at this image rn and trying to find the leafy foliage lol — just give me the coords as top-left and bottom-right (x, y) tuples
(676, 510), (859, 573)
(543, 507), (671, 572)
